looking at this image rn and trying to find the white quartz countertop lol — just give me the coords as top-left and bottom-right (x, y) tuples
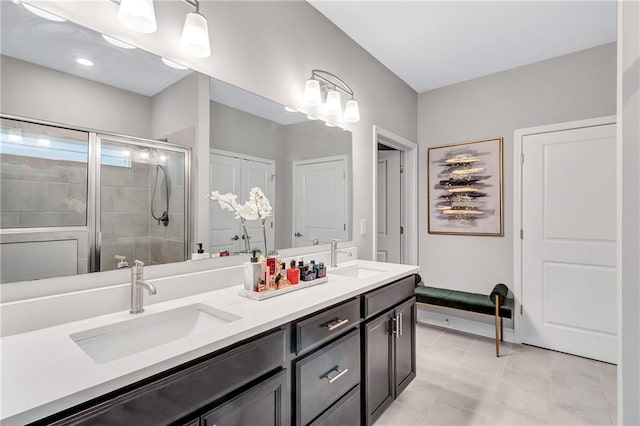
(0, 260), (419, 425)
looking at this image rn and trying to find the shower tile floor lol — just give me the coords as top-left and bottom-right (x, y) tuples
(374, 325), (617, 426)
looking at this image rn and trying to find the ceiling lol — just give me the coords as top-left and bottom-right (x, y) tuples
(309, 1), (617, 93)
(1, 1), (307, 125)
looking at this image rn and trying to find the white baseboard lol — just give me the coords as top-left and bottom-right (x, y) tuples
(417, 305), (515, 343)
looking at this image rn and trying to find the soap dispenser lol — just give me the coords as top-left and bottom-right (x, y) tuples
(191, 243), (210, 260)
(244, 250), (264, 292)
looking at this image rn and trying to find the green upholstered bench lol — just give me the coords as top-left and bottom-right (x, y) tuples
(414, 284), (514, 357)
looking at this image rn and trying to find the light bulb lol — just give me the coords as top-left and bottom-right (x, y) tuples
(118, 0), (157, 34)
(22, 3), (66, 21)
(343, 99), (360, 123)
(102, 34), (136, 50)
(180, 12), (211, 58)
(325, 90), (342, 115)
(303, 79), (321, 106)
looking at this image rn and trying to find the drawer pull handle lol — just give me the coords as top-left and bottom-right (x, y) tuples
(324, 318), (349, 331)
(324, 367), (349, 384)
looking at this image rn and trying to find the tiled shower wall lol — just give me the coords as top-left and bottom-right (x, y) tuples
(0, 154), (88, 228)
(100, 153), (185, 271)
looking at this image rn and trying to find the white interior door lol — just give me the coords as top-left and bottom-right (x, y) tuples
(522, 123), (617, 362)
(293, 156), (348, 247)
(210, 151), (276, 254)
(377, 150), (401, 263)
(240, 159), (275, 254)
(209, 153), (242, 254)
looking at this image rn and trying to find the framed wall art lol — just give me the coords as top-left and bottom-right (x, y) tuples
(428, 137), (503, 236)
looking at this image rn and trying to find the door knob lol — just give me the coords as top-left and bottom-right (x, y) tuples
(295, 232), (303, 237)
(231, 235), (239, 241)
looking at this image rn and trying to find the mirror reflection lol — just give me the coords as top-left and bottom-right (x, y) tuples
(0, 1), (352, 287)
(208, 78), (352, 254)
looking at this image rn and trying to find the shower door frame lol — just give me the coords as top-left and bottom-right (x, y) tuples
(94, 134), (191, 272)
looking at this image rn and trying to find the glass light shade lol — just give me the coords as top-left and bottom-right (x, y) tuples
(325, 90), (342, 115)
(118, 0), (157, 34)
(303, 79), (322, 106)
(23, 3), (66, 21)
(343, 99), (360, 123)
(180, 12), (211, 58)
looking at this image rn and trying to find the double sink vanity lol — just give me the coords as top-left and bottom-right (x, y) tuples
(1, 259), (419, 426)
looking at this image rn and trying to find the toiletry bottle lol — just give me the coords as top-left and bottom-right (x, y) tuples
(244, 250), (263, 292)
(288, 260), (300, 284)
(279, 263), (290, 287)
(266, 257), (276, 275)
(191, 243), (210, 260)
(317, 262), (327, 278)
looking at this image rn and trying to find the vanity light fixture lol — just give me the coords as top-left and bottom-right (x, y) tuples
(180, 1), (211, 58)
(111, 0), (210, 58)
(117, 0), (157, 34)
(22, 3), (66, 22)
(102, 34), (136, 50)
(161, 57), (189, 70)
(302, 70), (360, 123)
(76, 58), (94, 67)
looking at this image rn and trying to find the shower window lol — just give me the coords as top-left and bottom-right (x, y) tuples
(0, 118), (89, 228)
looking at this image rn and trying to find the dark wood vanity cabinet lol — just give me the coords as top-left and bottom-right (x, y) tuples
(362, 276), (417, 426)
(33, 274), (416, 426)
(201, 370), (288, 426)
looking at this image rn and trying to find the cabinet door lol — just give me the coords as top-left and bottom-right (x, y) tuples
(394, 298), (416, 397)
(363, 311), (394, 426)
(201, 370), (288, 426)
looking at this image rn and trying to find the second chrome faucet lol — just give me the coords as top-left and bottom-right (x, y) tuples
(130, 260), (157, 314)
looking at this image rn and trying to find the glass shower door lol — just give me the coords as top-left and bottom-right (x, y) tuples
(97, 135), (189, 272)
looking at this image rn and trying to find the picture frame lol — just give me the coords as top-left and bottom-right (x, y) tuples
(427, 137), (503, 236)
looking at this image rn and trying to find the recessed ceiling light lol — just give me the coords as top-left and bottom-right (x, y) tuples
(102, 34), (136, 50)
(306, 115), (318, 121)
(161, 57), (188, 70)
(22, 3), (66, 22)
(284, 106), (297, 113)
(76, 58), (94, 67)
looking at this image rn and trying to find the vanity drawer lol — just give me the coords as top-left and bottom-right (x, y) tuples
(362, 275), (415, 319)
(309, 385), (360, 426)
(47, 329), (285, 426)
(295, 329), (360, 426)
(294, 298), (360, 354)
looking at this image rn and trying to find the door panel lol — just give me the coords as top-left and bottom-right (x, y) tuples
(241, 159), (275, 254)
(293, 157), (347, 247)
(394, 298), (416, 396)
(522, 123), (616, 362)
(377, 150), (401, 263)
(209, 153), (241, 253)
(364, 311), (393, 425)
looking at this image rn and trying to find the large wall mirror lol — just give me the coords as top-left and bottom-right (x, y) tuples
(0, 1), (352, 286)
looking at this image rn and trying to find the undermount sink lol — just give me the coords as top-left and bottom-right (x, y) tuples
(331, 265), (386, 279)
(70, 304), (241, 364)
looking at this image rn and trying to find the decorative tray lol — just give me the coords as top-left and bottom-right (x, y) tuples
(238, 276), (329, 301)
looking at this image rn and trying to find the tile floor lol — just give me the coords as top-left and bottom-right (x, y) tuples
(375, 325), (617, 426)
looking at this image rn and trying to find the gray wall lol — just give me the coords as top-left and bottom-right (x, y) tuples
(0, 55), (152, 137)
(417, 43), (617, 294)
(36, 1), (419, 260)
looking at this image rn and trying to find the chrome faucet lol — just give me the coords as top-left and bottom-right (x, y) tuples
(330, 239), (353, 268)
(130, 260), (157, 314)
